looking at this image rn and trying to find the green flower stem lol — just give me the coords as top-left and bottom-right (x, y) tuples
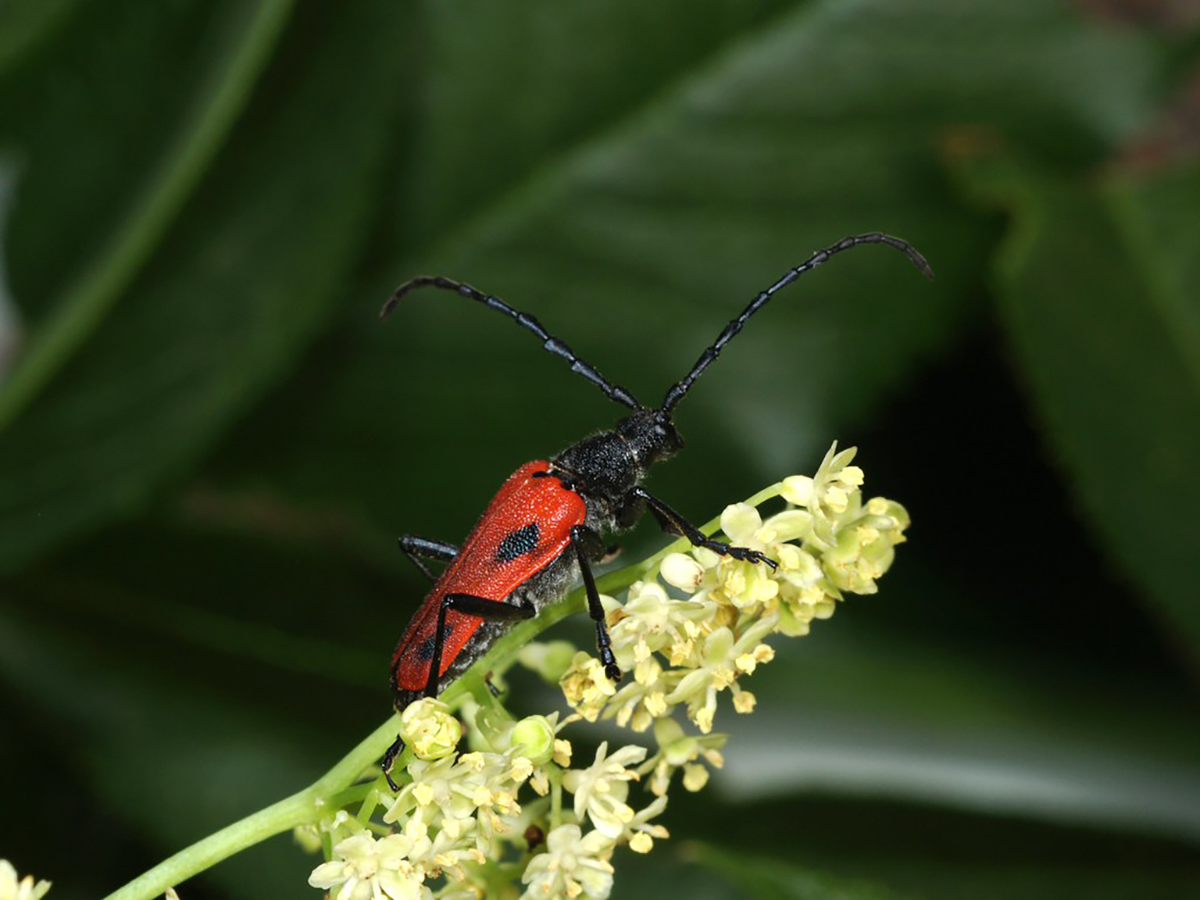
(102, 791), (312, 900)
(104, 485), (784, 900)
(549, 765), (564, 830)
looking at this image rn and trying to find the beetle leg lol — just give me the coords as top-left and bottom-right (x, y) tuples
(398, 534), (460, 582)
(484, 671), (503, 697)
(382, 733), (406, 792)
(571, 525), (622, 682)
(424, 592), (536, 698)
(632, 487), (778, 570)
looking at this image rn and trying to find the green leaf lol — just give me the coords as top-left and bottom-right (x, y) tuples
(0, 0), (80, 76)
(0, 4), (412, 573)
(956, 153), (1200, 661)
(204, 0), (1166, 551)
(0, 0), (291, 403)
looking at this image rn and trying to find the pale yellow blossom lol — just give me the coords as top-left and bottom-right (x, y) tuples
(520, 825), (614, 900)
(308, 828), (432, 900)
(560, 651), (617, 721)
(562, 743), (647, 839)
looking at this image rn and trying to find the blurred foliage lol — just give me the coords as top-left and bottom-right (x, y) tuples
(1, 0), (1198, 898)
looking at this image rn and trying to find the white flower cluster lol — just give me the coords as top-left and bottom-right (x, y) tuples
(308, 702), (665, 900)
(306, 443), (907, 900)
(559, 442), (909, 795)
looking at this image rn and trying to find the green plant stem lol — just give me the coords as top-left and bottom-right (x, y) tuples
(103, 487), (783, 899)
(102, 715), (399, 900)
(549, 765), (564, 830)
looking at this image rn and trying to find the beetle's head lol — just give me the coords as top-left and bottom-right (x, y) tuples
(616, 408), (684, 472)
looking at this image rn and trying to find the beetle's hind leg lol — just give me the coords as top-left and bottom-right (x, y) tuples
(423, 593), (537, 698)
(384, 592), (536, 789)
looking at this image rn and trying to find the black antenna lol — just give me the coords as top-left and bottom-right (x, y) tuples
(382, 275), (643, 411)
(660, 233), (933, 413)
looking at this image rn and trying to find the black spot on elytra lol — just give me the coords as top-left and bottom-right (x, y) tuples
(416, 621), (453, 661)
(417, 636), (435, 661)
(496, 522), (540, 562)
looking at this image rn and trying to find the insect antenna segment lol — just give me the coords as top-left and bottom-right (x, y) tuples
(382, 275), (643, 411)
(660, 232), (934, 413)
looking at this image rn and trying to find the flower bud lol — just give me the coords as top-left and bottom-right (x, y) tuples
(398, 697), (461, 760)
(653, 715), (686, 753)
(292, 824), (322, 854)
(682, 763), (709, 792)
(660, 553), (705, 592)
(508, 715), (556, 765)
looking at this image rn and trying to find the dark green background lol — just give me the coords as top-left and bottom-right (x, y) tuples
(1, 1), (1198, 898)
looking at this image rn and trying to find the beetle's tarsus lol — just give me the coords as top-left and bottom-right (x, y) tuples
(730, 546), (778, 570)
(382, 734), (405, 792)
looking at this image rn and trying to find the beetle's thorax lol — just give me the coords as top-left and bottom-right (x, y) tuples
(551, 408), (683, 519)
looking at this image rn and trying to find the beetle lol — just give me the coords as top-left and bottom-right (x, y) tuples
(380, 232), (932, 788)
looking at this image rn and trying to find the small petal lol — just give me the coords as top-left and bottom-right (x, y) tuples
(780, 475), (814, 506)
(660, 553), (706, 592)
(720, 503), (762, 544)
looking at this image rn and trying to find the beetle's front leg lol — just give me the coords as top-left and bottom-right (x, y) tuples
(632, 487), (778, 569)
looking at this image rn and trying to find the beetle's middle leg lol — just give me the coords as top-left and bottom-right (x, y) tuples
(398, 534), (460, 581)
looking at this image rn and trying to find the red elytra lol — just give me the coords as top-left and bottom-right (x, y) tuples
(390, 460), (585, 695)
